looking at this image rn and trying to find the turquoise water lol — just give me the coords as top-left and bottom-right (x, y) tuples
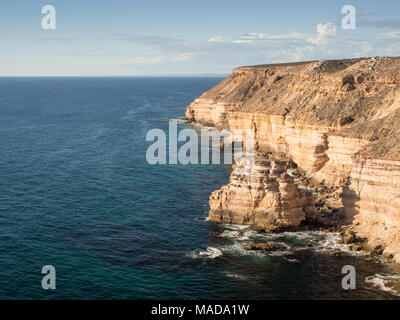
(0, 77), (398, 299)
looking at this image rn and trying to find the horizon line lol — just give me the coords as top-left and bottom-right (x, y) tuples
(0, 74), (229, 78)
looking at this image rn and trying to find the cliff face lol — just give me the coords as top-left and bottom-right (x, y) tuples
(350, 156), (400, 260)
(185, 57), (400, 263)
(209, 155), (317, 231)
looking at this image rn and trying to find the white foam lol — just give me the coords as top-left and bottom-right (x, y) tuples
(239, 230), (256, 241)
(255, 230), (368, 256)
(218, 230), (241, 239)
(219, 242), (264, 257)
(222, 272), (248, 280)
(222, 223), (250, 231)
(217, 228), (256, 241)
(200, 247), (222, 258)
(255, 230), (318, 242)
(255, 233), (283, 240)
(209, 224), (376, 260)
(279, 231), (317, 240)
(365, 274), (400, 297)
(186, 247), (222, 259)
(314, 232), (363, 256)
(284, 257), (301, 263)
(219, 241), (292, 258)
(267, 242), (293, 256)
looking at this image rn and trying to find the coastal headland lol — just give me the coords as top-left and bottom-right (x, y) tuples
(185, 57), (400, 265)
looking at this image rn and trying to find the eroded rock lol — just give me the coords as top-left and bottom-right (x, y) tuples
(209, 155), (317, 230)
(243, 242), (286, 252)
(187, 57), (400, 263)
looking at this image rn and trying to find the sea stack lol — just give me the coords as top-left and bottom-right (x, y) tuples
(209, 155), (317, 231)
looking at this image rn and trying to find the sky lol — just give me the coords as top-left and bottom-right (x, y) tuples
(1, 0), (400, 76)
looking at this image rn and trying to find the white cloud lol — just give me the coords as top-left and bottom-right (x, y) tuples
(232, 39), (255, 44)
(213, 26), (335, 47)
(126, 53), (194, 65)
(281, 46), (317, 62)
(173, 53), (194, 61)
(143, 20), (398, 73)
(208, 36), (228, 43)
(126, 56), (165, 64)
(239, 33), (270, 40)
(205, 23), (342, 63)
(307, 23), (337, 45)
(382, 31), (400, 38)
(317, 23), (337, 37)
(241, 32), (259, 38)
(232, 32), (307, 44)
(268, 32), (306, 40)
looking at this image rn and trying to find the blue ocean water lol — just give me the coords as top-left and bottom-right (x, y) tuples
(0, 77), (398, 299)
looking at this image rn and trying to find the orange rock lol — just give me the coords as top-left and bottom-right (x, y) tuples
(187, 57), (400, 263)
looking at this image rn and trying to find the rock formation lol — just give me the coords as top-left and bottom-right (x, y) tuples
(209, 155), (316, 231)
(186, 57), (400, 263)
(243, 242), (287, 251)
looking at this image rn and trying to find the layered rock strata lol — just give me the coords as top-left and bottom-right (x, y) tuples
(209, 155), (316, 231)
(350, 156), (400, 262)
(186, 57), (400, 263)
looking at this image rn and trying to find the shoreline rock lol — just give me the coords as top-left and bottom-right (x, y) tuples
(209, 155), (317, 231)
(243, 242), (287, 252)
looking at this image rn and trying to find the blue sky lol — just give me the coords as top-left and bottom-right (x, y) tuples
(1, 0), (400, 76)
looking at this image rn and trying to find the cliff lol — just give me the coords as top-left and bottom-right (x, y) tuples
(185, 57), (400, 263)
(209, 155), (317, 231)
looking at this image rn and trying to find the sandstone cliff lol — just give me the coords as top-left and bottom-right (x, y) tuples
(209, 155), (317, 231)
(185, 57), (400, 263)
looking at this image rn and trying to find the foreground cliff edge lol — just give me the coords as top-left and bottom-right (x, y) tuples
(185, 57), (400, 265)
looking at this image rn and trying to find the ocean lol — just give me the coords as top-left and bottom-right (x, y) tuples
(0, 77), (399, 299)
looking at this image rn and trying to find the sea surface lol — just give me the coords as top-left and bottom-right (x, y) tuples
(0, 77), (399, 299)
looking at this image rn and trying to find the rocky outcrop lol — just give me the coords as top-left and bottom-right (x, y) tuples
(186, 57), (400, 263)
(209, 155), (316, 231)
(243, 242), (287, 251)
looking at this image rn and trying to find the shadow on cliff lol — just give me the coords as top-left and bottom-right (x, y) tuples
(340, 177), (360, 225)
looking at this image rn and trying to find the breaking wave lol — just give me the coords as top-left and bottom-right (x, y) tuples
(186, 247), (223, 259)
(313, 232), (364, 256)
(222, 271), (248, 280)
(365, 274), (400, 297)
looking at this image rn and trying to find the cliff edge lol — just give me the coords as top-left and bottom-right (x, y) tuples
(186, 57), (400, 264)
